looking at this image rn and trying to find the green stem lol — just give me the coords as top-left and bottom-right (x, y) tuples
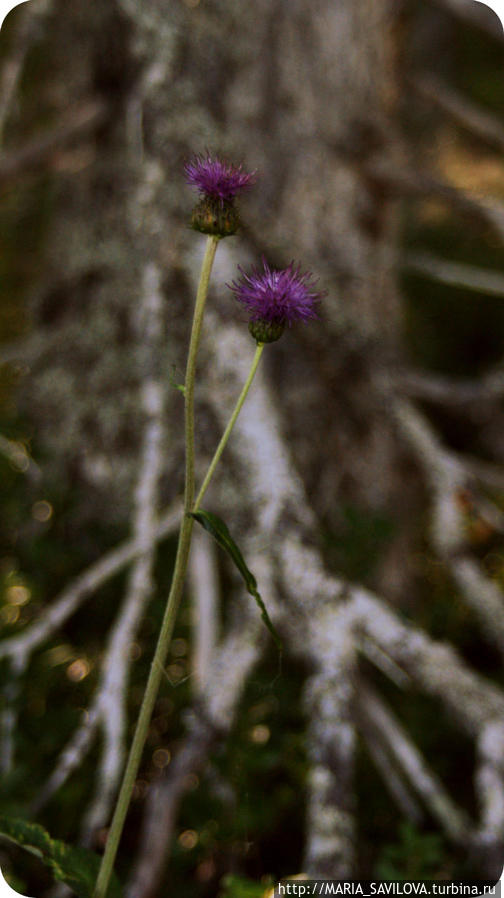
(93, 235), (219, 898)
(194, 341), (264, 510)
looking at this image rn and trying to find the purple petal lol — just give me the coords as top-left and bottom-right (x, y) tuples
(185, 153), (256, 201)
(229, 259), (322, 327)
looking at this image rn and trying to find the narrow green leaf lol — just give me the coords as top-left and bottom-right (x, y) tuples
(0, 816), (121, 898)
(190, 509), (282, 654)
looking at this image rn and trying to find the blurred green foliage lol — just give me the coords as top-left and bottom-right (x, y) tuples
(219, 874), (271, 898)
(374, 823), (446, 881)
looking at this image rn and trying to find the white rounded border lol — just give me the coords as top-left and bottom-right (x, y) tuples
(0, 0), (501, 892)
(0, 1), (31, 31)
(474, 0), (504, 28)
(0, 868), (33, 898)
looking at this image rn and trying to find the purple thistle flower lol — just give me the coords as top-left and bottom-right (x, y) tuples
(229, 259), (321, 338)
(184, 153), (256, 202)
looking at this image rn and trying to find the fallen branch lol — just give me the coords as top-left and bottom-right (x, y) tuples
(366, 159), (504, 243)
(351, 587), (504, 734)
(397, 367), (504, 407)
(404, 252), (504, 299)
(393, 398), (504, 657)
(358, 684), (471, 843)
(414, 76), (504, 153)
(0, 501), (180, 664)
(0, 655), (27, 775)
(359, 715), (423, 823)
(31, 706), (101, 814)
(304, 603), (357, 878)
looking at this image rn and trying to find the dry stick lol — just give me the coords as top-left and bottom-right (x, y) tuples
(303, 604), (357, 878)
(365, 158), (504, 244)
(475, 720), (504, 848)
(0, 655), (27, 775)
(93, 235), (219, 898)
(414, 76), (504, 152)
(457, 453), (504, 491)
(397, 365), (504, 407)
(404, 252), (504, 300)
(393, 398), (504, 657)
(0, 502), (181, 664)
(358, 685), (471, 843)
(351, 588), (504, 735)
(359, 717), (423, 823)
(205, 321), (358, 878)
(30, 707), (102, 815)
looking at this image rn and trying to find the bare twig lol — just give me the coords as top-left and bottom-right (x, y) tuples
(414, 76), (504, 153)
(358, 684), (471, 843)
(0, 502), (180, 665)
(31, 706), (101, 814)
(304, 603), (357, 877)
(393, 398), (504, 656)
(359, 717), (423, 823)
(359, 635), (412, 689)
(475, 720), (504, 850)
(366, 159), (504, 243)
(351, 587), (504, 734)
(404, 252), (504, 299)
(397, 367), (504, 407)
(0, 655), (27, 775)
(455, 453), (504, 491)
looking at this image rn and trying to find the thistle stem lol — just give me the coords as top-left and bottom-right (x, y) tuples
(93, 235), (219, 898)
(194, 341), (264, 510)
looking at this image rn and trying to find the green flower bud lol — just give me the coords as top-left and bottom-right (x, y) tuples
(190, 197), (240, 238)
(248, 318), (285, 344)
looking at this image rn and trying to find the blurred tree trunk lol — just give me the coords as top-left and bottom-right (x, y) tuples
(19, 0), (411, 596)
(11, 0), (504, 892)
(9, 0), (407, 875)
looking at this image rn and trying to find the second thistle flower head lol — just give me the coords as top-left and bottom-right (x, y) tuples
(229, 258), (322, 343)
(185, 153), (256, 238)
